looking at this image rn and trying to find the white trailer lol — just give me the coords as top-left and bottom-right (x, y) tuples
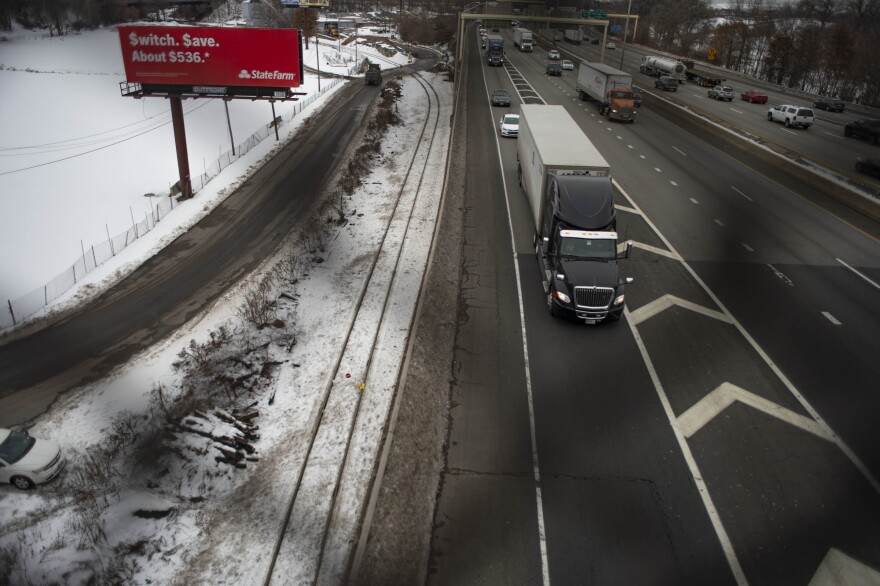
(563, 28), (584, 44)
(513, 27), (534, 51)
(576, 62), (638, 122)
(517, 104), (611, 233)
(639, 55), (686, 82)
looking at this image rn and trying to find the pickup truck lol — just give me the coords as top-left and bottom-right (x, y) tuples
(767, 104), (815, 129)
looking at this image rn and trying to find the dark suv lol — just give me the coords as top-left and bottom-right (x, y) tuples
(813, 98), (845, 112)
(546, 63), (562, 76)
(654, 76), (678, 91)
(844, 119), (880, 145)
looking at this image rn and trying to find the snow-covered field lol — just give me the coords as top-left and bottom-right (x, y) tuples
(0, 21), (452, 585)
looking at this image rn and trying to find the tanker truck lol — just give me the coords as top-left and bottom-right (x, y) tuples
(639, 55), (686, 83)
(516, 104), (633, 323)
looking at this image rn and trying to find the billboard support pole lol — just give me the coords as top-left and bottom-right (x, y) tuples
(271, 102), (279, 141)
(170, 95), (192, 200)
(224, 100), (235, 156)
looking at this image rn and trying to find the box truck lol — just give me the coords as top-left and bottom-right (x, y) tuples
(576, 62), (638, 122)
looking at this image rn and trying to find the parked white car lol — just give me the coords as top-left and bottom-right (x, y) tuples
(767, 104), (815, 129)
(0, 428), (65, 489)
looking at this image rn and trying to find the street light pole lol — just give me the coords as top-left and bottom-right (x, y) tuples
(619, 0), (633, 71)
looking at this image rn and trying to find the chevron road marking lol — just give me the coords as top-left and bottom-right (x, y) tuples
(628, 293), (732, 326)
(676, 382), (833, 441)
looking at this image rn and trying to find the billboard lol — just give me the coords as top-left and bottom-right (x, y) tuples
(118, 26), (303, 88)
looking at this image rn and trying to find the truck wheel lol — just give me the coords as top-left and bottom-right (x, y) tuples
(517, 165), (523, 187)
(785, 118), (791, 128)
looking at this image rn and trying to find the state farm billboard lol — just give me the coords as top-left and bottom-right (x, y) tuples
(118, 26), (302, 88)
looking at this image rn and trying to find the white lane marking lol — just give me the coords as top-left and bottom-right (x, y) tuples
(779, 127), (798, 136)
(767, 263), (794, 286)
(628, 144), (635, 149)
(836, 258), (880, 290)
(628, 294), (731, 326)
(823, 131), (843, 139)
(742, 243), (754, 252)
(822, 311), (842, 325)
(640, 154), (646, 159)
(632, 242), (680, 260)
(670, 181), (679, 187)
(690, 197), (700, 204)
(730, 108), (744, 114)
(654, 167), (662, 173)
(617, 135), (624, 140)
(731, 186), (753, 202)
(677, 383), (832, 440)
(615, 178), (880, 578)
(614, 203), (640, 214)
(714, 219), (725, 227)
(673, 146), (688, 157)
(488, 63), (551, 586)
(622, 311), (749, 586)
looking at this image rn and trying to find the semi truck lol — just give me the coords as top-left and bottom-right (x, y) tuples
(576, 62), (638, 122)
(516, 104), (633, 323)
(563, 28), (584, 44)
(679, 59), (727, 87)
(513, 27), (534, 51)
(486, 33), (504, 66)
(639, 55), (686, 82)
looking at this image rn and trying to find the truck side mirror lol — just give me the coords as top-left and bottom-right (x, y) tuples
(541, 236), (551, 254)
(619, 241), (633, 259)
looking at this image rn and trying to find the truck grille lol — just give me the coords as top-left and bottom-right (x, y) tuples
(574, 286), (614, 309)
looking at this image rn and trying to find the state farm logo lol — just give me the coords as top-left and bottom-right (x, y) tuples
(239, 69), (296, 81)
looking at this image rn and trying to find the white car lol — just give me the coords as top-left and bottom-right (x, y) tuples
(767, 104), (815, 129)
(499, 113), (520, 137)
(0, 428), (65, 489)
(561, 59), (574, 70)
(548, 49), (560, 60)
(606, 42), (616, 49)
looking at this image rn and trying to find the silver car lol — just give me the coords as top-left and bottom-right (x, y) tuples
(0, 428), (66, 489)
(708, 85), (735, 101)
(561, 59), (574, 70)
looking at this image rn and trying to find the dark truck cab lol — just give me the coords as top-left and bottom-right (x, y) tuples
(538, 175), (633, 323)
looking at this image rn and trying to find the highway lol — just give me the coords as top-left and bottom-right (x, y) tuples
(427, 25), (880, 585)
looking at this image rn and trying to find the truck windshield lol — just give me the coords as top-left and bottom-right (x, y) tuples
(610, 91), (632, 99)
(559, 237), (616, 259)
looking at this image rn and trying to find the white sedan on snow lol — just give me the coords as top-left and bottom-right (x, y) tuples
(0, 428), (66, 489)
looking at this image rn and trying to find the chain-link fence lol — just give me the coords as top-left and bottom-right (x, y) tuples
(2, 77), (345, 330)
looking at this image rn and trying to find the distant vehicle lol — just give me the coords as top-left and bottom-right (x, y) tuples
(767, 105), (815, 129)
(740, 89), (768, 104)
(606, 42), (616, 49)
(590, 38), (600, 45)
(546, 62), (562, 76)
(0, 428), (66, 490)
(486, 33), (504, 66)
(655, 76), (678, 92)
(577, 62), (638, 122)
(511, 20), (519, 27)
(844, 119), (880, 145)
(855, 158), (880, 178)
(499, 113), (519, 137)
(491, 89), (511, 106)
(813, 98), (845, 112)
(680, 59), (726, 87)
(548, 49), (561, 60)
(365, 63), (382, 86)
(564, 29), (584, 44)
(708, 85), (734, 101)
(513, 27), (534, 52)
(640, 55), (685, 82)
(561, 59), (574, 71)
